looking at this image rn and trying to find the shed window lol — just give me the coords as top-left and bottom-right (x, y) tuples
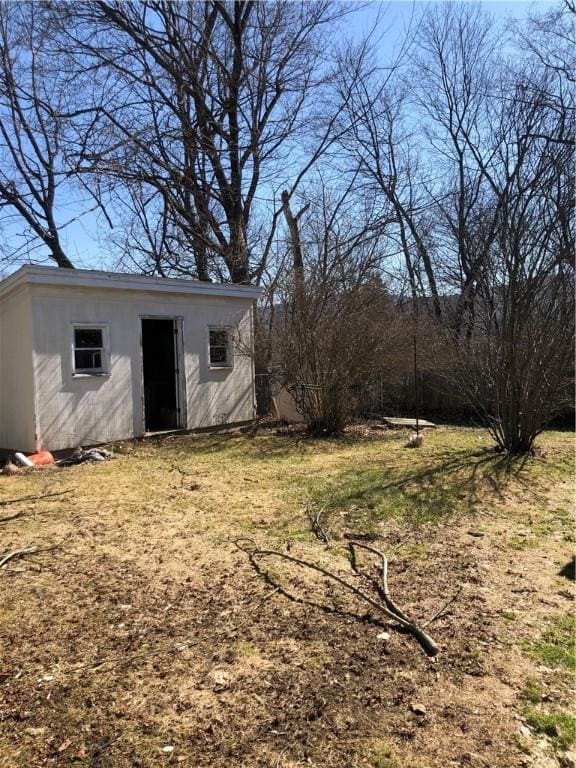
(209, 328), (232, 368)
(73, 326), (107, 374)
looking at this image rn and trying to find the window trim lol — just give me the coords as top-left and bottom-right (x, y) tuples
(71, 323), (111, 377)
(208, 325), (234, 369)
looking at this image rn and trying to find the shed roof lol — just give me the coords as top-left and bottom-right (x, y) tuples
(0, 265), (262, 301)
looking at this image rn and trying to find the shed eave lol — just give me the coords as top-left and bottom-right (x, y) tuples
(0, 265), (263, 301)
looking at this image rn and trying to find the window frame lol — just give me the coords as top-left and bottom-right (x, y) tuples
(208, 325), (234, 369)
(71, 323), (110, 377)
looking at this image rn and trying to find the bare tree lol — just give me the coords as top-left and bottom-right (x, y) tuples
(58, 0), (355, 283)
(448, 52), (574, 453)
(342, 83), (443, 316)
(411, 4), (499, 332)
(270, 178), (400, 434)
(0, 2), (106, 269)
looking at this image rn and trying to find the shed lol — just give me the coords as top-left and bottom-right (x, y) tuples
(0, 265), (262, 452)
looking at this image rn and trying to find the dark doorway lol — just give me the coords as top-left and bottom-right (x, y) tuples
(141, 318), (180, 431)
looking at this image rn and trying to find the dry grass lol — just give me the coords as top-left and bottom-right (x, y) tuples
(0, 425), (574, 767)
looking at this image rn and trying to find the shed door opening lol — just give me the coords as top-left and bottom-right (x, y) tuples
(141, 318), (180, 432)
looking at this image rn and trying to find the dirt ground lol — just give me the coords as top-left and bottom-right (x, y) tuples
(0, 425), (574, 768)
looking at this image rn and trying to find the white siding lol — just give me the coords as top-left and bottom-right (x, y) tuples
(29, 284), (255, 451)
(0, 286), (36, 451)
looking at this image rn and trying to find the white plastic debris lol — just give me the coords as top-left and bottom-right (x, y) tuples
(14, 452), (34, 467)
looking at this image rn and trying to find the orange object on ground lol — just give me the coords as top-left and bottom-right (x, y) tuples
(27, 451), (55, 466)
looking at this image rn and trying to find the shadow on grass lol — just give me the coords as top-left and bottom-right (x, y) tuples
(163, 431), (350, 461)
(559, 556), (575, 581)
(304, 448), (531, 529)
(382, 448), (530, 498)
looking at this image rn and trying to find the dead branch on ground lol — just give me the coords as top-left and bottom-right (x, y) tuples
(0, 489), (74, 509)
(0, 510), (27, 524)
(0, 538), (68, 568)
(348, 541), (413, 623)
(305, 502), (330, 544)
(423, 585), (463, 627)
(235, 538), (439, 656)
(350, 540), (462, 629)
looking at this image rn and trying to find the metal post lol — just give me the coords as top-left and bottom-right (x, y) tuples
(413, 332), (419, 437)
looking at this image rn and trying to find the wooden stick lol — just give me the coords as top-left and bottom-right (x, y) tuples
(0, 546), (38, 568)
(0, 510), (26, 524)
(236, 539), (439, 656)
(348, 541), (438, 656)
(348, 541), (412, 623)
(0, 489), (73, 508)
(423, 586), (463, 627)
(0, 538), (67, 568)
(305, 502), (330, 544)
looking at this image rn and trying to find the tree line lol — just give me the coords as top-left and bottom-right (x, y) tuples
(0, 1), (573, 453)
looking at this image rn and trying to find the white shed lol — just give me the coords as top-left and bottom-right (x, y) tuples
(0, 265), (261, 452)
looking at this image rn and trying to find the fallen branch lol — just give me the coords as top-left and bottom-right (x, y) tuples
(91, 732), (122, 759)
(348, 541), (412, 624)
(0, 489), (74, 508)
(348, 541), (438, 655)
(0, 538), (67, 569)
(236, 539), (438, 656)
(0, 510), (26, 524)
(423, 585), (463, 627)
(305, 502), (330, 544)
(0, 546), (38, 568)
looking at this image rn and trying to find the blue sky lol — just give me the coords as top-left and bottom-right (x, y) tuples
(1, 0), (559, 275)
(347, 0), (557, 60)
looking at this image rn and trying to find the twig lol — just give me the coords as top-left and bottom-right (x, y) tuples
(0, 537), (68, 569)
(390, 535), (411, 554)
(348, 541), (412, 623)
(235, 539), (439, 656)
(348, 541), (438, 655)
(0, 489), (73, 507)
(0, 510), (26, 524)
(305, 502), (330, 544)
(422, 586), (463, 627)
(0, 546), (38, 568)
(237, 538), (396, 616)
(91, 732), (122, 759)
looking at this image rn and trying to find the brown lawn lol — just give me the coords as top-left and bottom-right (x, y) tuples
(0, 425), (574, 768)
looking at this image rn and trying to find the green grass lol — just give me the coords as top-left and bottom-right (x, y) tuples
(529, 508), (574, 538)
(369, 742), (399, 768)
(520, 677), (543, 704)
(526, 615), (576, 672)
(507, 535), (537, 551)
(523, 708), (576, 750)
(303, 464), (463, 528)
(290, 429), (572, 536)
(397, 543), (428, 560)
(235, 641), (260, 658)
(152, 426), (573, 542)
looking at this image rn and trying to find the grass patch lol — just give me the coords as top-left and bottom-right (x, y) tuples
(397, 543), (428, 560)
(369, 742), (399, 768)
(236, 641), (260, 658)
(508, 535), (537, 551)
(526, 615), (576, 672)
(286, 428), (574, 537)
(304, 464), (463, 530)
(523, 708), (576, 750)
(520, 677), (543, 704)
(530, 508), (574, 539)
